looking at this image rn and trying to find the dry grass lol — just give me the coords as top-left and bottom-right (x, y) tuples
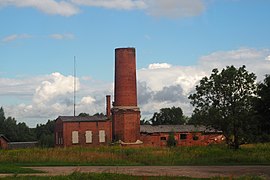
(0, 143), (269, 166)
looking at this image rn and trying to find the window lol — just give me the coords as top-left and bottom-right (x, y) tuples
(85, 131), (92, 143)
(193, 135), (199, 141)
(160, 137), (166, 141)
(99, 130), (105, 143)
(72, 131), (79, 144)
(180, 134), (187, 140)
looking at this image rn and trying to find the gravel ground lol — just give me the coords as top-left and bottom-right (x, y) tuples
(2, 166), (266, 179)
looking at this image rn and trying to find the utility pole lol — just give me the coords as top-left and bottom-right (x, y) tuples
(74, 56), (76, 117)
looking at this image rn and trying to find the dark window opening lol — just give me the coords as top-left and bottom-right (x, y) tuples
(193, 135), (199, 141)
(180, 134), (187, 140)
(160, 137), (166, 141)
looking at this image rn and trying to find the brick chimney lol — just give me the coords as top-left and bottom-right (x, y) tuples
(106, 95), (111, 118)
(112, 47), (141, 143)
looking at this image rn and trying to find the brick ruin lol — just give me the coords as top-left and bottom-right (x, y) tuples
(54, 48), (224, 147)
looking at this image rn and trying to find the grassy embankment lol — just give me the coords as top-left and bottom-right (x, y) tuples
(0, 143), (269, 168)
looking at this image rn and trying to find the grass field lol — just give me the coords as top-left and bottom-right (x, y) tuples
(0, 143), (269, 167)
(0, 144), (269, 179)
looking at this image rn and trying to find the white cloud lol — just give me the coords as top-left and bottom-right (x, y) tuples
(71, 0), (146, 10)
(80, 96), (96, 105)
(144, 0), (205, 18)
(1, 72), (111, 126)
(49, 33), (75, 40)
(265, 55), (270, 61)
(0, 0), (206, 18)
(199, 48), (270, 80)
(139, 65), (205, 93)
(148, 63), (171, 69)
(2, 34), (32, 43)
(33, 72), (79, 104)
(0, 0), (79, 16)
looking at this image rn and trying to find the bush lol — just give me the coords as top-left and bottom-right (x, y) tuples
(167, 132), (177, 147)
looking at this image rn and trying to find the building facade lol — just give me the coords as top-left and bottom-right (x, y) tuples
(0, 134), (9, 149)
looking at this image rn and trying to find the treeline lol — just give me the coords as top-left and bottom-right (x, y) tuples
(0, 107), (55, 147)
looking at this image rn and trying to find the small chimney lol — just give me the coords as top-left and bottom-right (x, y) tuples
(106, 95), (111, 118)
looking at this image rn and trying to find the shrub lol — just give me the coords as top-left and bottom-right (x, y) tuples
(167, 132), (177, 147)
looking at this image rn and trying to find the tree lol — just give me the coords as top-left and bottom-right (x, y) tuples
(253, 74), (270, 142)
(36, 120), (55, 147)
(150, 106), (185, 125)
(0, 107), (5, 134)
(189, 65), (256, 149)
(140, 118), (151, 125)
(78, 113), (90, 117)
(167, 132), (177, 147)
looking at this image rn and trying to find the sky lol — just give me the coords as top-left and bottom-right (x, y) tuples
(1, 0), (270, 127)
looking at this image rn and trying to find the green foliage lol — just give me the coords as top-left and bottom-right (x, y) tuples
(78, 112), (90, 117)
(189, 66), (257, 149)
(167, 132), (177, 147)
(150, 106), (186, 125)
(253, 74), (270, 142)
(0, 107), (35, 142)
(140, 118), (151, 125)
(35, 120), (55, 147)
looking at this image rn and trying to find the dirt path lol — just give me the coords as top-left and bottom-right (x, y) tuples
(12, 166), (269, 178)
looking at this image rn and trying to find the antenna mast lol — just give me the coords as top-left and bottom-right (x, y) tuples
(74, 56), (76, 117)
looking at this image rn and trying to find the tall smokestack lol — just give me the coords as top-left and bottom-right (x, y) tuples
(106, 95), (111, 118)
(112, 47), (141, 143)
(114, 48), (137, 107)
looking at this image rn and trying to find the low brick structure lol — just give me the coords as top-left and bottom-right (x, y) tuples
(0, 134), (9, 149)
(140, 125), (224, 146)
(55, 115), (112, 147)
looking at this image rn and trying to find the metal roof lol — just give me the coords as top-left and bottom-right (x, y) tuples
(140, 125), (221, 133)
(57, 115), (109, 122)
(0, 134), (10, 142)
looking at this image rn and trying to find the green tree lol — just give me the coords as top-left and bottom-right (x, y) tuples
(167, 132), (177, 147)
(150, 106), (185, 125)
(140, 118), (151, 125)
(0, 107), (5, 134)
(254, 74), (270, 142)
(78, 112), (90, 117)
(189, 65), (256, 149)
(36, 120), (55, 147)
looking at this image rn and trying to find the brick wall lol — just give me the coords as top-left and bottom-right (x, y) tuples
(55, 120), (112, 147)
(112, 109), (140, 143)
(0, 137), (8, 149)
(140, 132), (225, 147)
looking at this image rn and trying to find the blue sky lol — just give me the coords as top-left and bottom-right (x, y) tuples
(1, 0), (270, 127)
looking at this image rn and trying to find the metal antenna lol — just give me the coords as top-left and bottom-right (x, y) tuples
(74, 56), (76, 117)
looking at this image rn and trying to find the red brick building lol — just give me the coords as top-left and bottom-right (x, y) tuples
(0, 134), (9, 149)
(54, 47), (224, 147)
(140, 125), (224, 147)
(55, 115), (112, 147)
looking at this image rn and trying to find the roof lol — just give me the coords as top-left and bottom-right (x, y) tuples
(140, 125), (222, 134)
(8, 141), (38, 149)
(0, 134), (10, 142)
(57, 115), (109, 122)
